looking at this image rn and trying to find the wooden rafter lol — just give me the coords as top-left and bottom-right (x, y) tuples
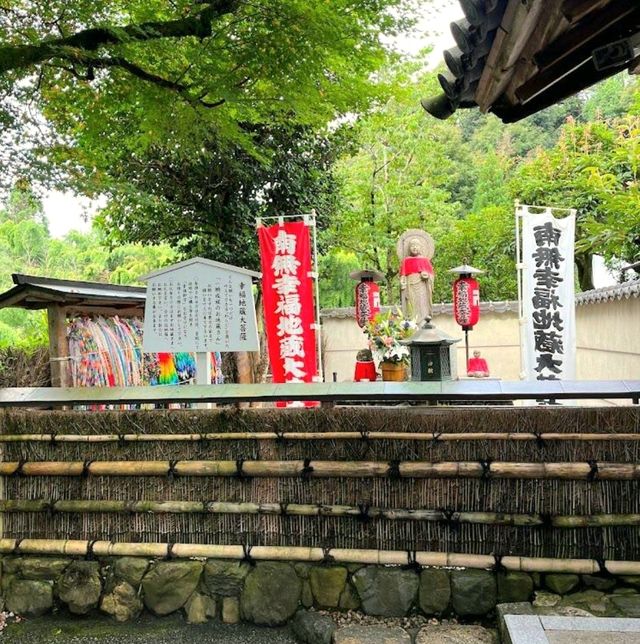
(474, 0), (547, 112)
(535, 0), (638, 69)
(562, 0), (611, 23)
(503, 3), (569, 106)
(517, 4), (640, 104)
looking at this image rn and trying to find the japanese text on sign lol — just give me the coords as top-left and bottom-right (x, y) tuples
(142, 260), (259, 353)
(521, 207), (575, 381)
(258, 221), (318, 387)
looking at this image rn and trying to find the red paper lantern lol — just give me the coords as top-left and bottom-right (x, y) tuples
(355, 281), (381, 328)
(453, 276), (480, 330)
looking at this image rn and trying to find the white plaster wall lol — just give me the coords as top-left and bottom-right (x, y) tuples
(322, 296), (640, 383)
(576, 299), (640, 380)
(321, 309), (520, 382)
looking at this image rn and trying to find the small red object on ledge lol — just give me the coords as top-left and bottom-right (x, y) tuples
(354, 360), (377, 382)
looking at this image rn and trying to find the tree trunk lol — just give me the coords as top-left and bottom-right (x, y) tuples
(575, 253), (594, 291)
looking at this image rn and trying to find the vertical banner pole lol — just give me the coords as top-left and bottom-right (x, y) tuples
(464, 329), (470, 372)
(310, 210), (324, 382)
(515, 200), (526, 380)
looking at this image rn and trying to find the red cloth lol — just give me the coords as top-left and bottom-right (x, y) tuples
(467, 357), (489, 374)
(400, 256), (433, 276)
(258, 221), (318, 408)
(354, 361), (377, 382)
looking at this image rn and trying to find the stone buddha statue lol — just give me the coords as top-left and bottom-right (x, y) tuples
(397, 229), (435, 326)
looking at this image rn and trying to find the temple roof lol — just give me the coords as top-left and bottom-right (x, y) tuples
(422, 0), (640, 122)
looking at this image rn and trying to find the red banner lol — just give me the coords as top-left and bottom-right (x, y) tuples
(258, 221), (318, 392)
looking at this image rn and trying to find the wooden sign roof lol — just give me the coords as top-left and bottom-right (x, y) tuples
(0, 274), (145, 315)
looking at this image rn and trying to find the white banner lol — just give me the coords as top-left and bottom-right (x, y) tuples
(520, 206), (576, 381)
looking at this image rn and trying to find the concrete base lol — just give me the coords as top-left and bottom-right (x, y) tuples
(503, 615), (640, 644)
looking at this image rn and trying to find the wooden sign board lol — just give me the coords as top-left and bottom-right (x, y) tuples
(141, 258), (260, 353)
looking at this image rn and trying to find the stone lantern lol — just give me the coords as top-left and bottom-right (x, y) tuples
(401, 323), (460, 382)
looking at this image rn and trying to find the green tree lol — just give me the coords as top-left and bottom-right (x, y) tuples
(319, 251), (361, 309)
(582, 75), (637, 122)
(471, 151), (512, 213)
(435, 205), (517, 302)
(0, 187), (176, 349)
(95, 124), (343, 270)
(326, 62), (473, 303)
(510, 115), (640, 289)
(0, 0), (416, 191)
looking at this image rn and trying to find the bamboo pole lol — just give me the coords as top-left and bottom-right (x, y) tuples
(2, 498), (638, 527)
(0, 460), (638, 480)
(1, 431), (639, 443)
(1, 538), (640, 574)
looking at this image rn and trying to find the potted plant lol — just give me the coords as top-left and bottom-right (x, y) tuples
(364, 308), (418, 381)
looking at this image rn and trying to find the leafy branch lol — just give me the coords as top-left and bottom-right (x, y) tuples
(0, 0), (238, 76)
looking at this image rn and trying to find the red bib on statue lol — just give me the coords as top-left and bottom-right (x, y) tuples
(400, 257), (433, 276)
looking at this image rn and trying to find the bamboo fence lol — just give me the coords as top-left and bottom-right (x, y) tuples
(0, 459), (638, 479)
(0, 406), (639, 562)
(1, 538), (640, 575)
(1, 499), (639, 527)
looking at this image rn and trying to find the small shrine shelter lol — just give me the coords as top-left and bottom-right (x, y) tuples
(0, 273), (146, 387)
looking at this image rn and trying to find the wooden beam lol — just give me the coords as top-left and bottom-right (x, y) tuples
(0, 380), (639, 407)
(515, 6), (639, 106)
(503, 3), (569, 105)
(535, 0), (638, 70)
(46, 304), (69, 388)
(65, 306), (144, 318)
(475, 0), (547, 112)
(235, 351), (253, 409)
(562, 0), (610, 23)
(501, 55), (626, 121)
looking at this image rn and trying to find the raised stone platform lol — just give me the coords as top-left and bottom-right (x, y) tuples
(504, 615), (640, 644)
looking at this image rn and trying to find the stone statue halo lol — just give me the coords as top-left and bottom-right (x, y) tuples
(396, 229), (435, 261)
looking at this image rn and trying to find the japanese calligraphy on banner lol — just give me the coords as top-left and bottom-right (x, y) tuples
(141, 258), (260, 353)
(521, 206), (576, 380)
(258, 221), (318, 386)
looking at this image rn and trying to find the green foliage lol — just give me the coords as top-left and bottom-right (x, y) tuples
(582, 75), (637, 122)
(510, 114), (640, 289)
(434, 206), (517, 302)
(0, 0), (416, 192)
(325, 60), (474, 303)
(329, 64), (639, 303)
(319, 251), (361, 308)
(95, 124), (344, 270)
(0, 185), (175, 349)
(471, 152), (512, 213)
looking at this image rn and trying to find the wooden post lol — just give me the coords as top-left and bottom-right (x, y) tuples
(235, 351), (253, 409)
(195, 352), (213, 410)
(47, 304), (69, 388)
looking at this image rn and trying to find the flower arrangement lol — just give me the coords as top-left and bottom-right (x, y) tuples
(364, 308), (418, 364)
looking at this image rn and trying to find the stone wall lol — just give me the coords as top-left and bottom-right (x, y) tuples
(2, 555), (639, 628)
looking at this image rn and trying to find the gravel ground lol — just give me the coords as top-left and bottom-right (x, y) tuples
(0, 614), (298, 644)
